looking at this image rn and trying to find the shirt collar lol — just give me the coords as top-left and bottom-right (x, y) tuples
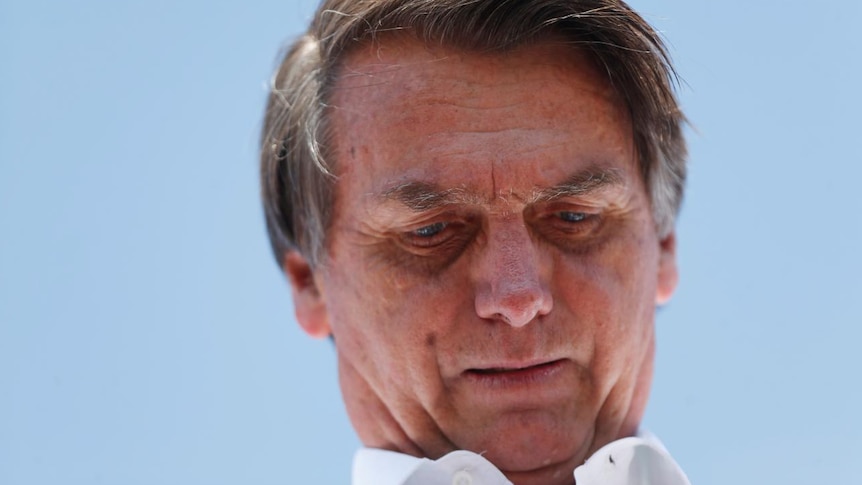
(352, 448), (428, 485)
(352, 431), (689, 485)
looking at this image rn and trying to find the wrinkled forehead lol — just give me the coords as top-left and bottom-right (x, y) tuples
(323, 34), (638, 207)
(325, 35), (631, 173)
(328, 32), (620, 103)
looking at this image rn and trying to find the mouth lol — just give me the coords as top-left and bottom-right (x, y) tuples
(464, 359), (566, 386)
(469, 360), (561, 374)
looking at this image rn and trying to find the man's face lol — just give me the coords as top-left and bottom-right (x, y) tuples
(289, 37), (677, 483)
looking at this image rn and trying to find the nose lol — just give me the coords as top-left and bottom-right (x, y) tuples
(473, 218), (553, 327)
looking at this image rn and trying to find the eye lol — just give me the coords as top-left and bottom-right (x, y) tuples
(399, 219), (477, 257)
(400, 221), (455, 249)
(386, 211), (479, 273)
(536, 207), (603, 243)
(412, 222), (447, 238)
(557, 211), (587, 223)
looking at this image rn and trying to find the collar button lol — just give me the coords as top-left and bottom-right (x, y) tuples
(452, 470), (473, 485)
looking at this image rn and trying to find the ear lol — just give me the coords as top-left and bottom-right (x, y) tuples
(283, 250), (331, 339)
(656, 231), (679, 306)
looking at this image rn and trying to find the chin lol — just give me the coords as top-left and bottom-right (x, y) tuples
(455, 411), (591, 475)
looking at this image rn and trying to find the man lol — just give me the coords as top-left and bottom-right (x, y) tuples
(260, 1), (689, 484)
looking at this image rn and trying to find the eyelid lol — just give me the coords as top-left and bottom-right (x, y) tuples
(528, 202), (605, 244)
(400, 215), (454, 233)
(530, 199), (603, 218)
(400, 222), (477, 256)
(397, 206), (478, 228)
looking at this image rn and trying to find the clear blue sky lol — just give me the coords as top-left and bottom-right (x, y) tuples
(1, 1), (860, 484)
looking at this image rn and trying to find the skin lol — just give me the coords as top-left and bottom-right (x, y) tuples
(285, 36), (678, 485)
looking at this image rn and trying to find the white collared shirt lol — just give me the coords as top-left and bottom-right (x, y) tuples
(352, 431), (690, 485)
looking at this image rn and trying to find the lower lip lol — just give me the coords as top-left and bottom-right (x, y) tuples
(464, 359), (567, 388)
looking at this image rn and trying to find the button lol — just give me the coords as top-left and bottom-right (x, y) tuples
(452, 470), (473, 485)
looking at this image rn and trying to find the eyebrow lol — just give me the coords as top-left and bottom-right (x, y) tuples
(527, 167), (625, 204)
(380, 166), (625, 211)
(381, 182), (479, 211)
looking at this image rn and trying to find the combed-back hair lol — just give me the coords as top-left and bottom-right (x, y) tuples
(261, 0), (687, 267)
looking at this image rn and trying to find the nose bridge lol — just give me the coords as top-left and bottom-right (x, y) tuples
(473, 215), (553, 327)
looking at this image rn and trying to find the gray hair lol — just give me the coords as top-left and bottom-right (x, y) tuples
(261, 0), (687, 267)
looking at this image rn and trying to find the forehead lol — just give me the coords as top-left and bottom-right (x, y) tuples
(327, 36), (634, 200)
(332, 33), (616, 94)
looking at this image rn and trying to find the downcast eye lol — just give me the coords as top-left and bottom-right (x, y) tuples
(558, 211), (587, 223)
(412, 222), (447, 238)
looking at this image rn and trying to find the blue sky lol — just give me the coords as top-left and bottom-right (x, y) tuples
(2, 1), (860, 483)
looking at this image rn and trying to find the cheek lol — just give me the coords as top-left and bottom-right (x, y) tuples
(552, 230), (659, 362)
(322, 256), (466, 385)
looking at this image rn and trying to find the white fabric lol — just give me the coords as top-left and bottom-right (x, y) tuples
(352, 431), (690, 485)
